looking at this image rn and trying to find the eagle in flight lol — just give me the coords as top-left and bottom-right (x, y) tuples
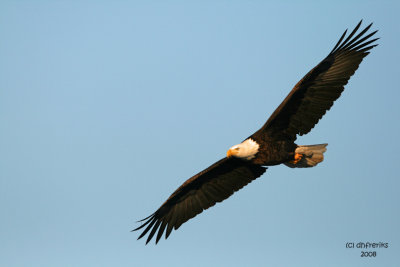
(134, 21), (378, 244)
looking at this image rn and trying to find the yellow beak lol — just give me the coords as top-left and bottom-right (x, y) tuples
(226, 149), (233, 158)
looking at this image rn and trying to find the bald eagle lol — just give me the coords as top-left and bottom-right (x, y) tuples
(134, 21), (378, 244)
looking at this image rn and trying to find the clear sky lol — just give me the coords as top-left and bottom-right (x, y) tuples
(1, 1), (399, 267)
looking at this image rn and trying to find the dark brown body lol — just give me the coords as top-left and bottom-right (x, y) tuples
(251, 139), (297, 166)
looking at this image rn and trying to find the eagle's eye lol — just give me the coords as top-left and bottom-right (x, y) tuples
(234, 147), (240, 151)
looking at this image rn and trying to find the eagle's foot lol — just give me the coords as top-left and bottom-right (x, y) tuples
(291, 153), (303, 164)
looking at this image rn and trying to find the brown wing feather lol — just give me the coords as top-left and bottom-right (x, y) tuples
(133, 157), (267, 244)
(253, 20), (378, 141)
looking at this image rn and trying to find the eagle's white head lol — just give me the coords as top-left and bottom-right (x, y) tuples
(226, 138), (260, 160)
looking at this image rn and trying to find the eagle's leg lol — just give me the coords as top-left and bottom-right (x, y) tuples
(290, 153), (303, 164)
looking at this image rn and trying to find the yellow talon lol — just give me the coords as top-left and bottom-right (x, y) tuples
(291, 153), (303, 164)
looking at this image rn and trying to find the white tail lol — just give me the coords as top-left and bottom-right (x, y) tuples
(284, 144), (328, 168)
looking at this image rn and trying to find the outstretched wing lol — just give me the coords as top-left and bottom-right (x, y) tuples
(133, 157), (267, 244)
(253, 20), (379, 141)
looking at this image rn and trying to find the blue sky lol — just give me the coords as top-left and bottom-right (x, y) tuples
(1, 1), (399, 267)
